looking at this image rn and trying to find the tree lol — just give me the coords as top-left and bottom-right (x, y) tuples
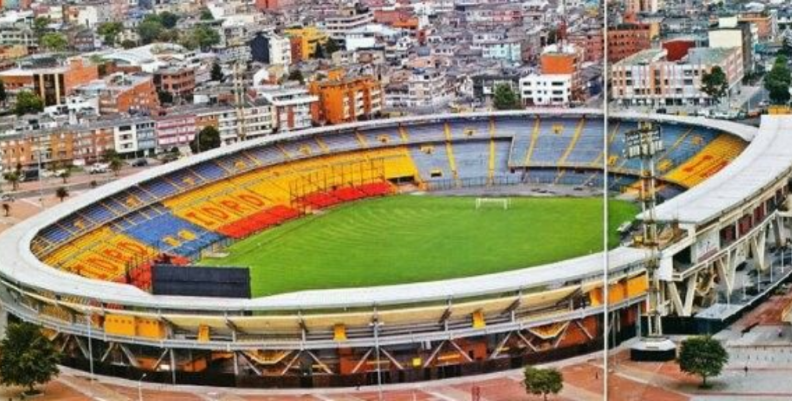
(288, 69), (305, 85)
(178, 25), (219, 50)
(3, 171), (20, 191)
(14, 91), (44, 116)
(2, 203), (9, 217)
(314, 42), (327, 59)
(324, 39), (340, 55)
(121, 39), (137, 49)
(159, 12), (179, 29)
(493, 83), (521, 110)
(137, 15), (165, 44)
(190, 126), (221, 154)
(678, 336), (729, 389)
(97, 22), (124, 45)
(523, 366), (563, 401)
(701, 66), (729, 105)
(32, 16), (50, 38)
(40, 32), (68, 52)
(55, 186), (69, 202)
(782, 36), (792, 58)
(200, 8), (214, 20)
(0, 79), (7, 106)
(0, 322), (60, 395)
(103, 149), (124, 177)
(58, 167), (71, 184)
(109, 159), (123, 177)
(157, 90), (174, 105)
(210, 63), (223, 81)
(765, 56), (792, 106)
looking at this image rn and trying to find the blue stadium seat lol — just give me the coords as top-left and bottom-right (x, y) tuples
(123, 206), (225, 257)
(191, 162), (227, 181)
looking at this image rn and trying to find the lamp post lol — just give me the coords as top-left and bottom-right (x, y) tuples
(369, 320), (383, 401)
(138, 373), (147, 401)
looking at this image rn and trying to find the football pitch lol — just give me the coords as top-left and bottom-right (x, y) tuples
(199, 195), (639, 296)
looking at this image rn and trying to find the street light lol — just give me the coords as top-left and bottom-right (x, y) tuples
(138, 373), (147, 401)
(369, 320), (384, 401)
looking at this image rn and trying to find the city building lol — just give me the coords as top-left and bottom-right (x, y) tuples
(610, 47), (744, 107)
(153, 66), (196, 100)
(309, 70), (382, 124)
(249, 33), (292, 66)
(540, 43), (584, 101)
(155, 111), (197, 149)
(256, 85), (319, 132)
(607, 23), (651, 63)
(284, 26), (330, 60)
(75, 73), (159, 115)
(321, 4), (375, 41)
(519, 74), (573, 106)
(0, 57), (99, 106)
(708, 18), (753, 76)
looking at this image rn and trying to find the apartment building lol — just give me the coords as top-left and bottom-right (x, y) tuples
(309, 71), (382, 124)
(322, 5), (375, 41)
(153, 66), (196, 100)
(75, 73), (159, 115)
(256, 86), (318, 132)
(0, 57), (99, 106)
(607, 23), (652, 63)
(284, 26), (330, 60)
(610, 47), (744, 107)
(519, 74), (573, 106)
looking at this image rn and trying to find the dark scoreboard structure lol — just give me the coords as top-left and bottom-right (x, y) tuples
(151, 265), (251, 299)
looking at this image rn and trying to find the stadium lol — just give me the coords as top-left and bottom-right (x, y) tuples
(0, 109), (786, 389)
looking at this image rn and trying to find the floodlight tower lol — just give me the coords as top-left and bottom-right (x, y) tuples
(625, 121), (663, 336)
(625, 121), (676, 361)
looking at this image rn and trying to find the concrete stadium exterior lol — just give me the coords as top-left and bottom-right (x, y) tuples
(0, 109), (786, 388)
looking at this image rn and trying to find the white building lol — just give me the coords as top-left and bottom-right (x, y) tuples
(610, 47), (744, 107)
(344, 24), (399, 52)
(256, 85), (318, 132)
(268, 35), (292, 66)
(387, 68), (452, 109)
(217, 102), (276, 144)
(519, 74), (573, 106)
(322, 6), (375, 40)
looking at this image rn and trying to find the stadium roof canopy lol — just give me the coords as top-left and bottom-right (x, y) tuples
(649, 115), (792, 226)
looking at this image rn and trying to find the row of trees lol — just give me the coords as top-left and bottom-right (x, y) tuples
(136, 12), (220, 50)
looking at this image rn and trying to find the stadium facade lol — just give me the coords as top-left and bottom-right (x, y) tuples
(0, 110), (788, 388)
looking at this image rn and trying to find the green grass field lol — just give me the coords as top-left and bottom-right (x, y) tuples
(199, 195), (638, 296)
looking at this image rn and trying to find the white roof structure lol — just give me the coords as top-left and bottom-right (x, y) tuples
(650, 115), (792, 226)
(0, 110), (761, 312)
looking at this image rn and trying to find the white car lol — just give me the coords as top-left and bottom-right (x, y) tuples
(88, 163), (110, 174)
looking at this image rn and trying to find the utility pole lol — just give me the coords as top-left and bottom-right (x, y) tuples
(233, 60), (247, 143)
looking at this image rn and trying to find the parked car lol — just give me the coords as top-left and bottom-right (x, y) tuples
(131, 159), (148, 167)
(88, 163), (110, 174)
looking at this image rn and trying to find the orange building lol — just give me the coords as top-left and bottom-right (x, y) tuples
(308, 70), (383, 125)
(0, 126), (113, 170)
(76, 73), (159, 115)
(568, 29), (604, 62)
(153, 66), (196, 99)
(539, 44), (584, 99)
(739, 12), (774, 40)
(0, 57), (98, 106)
(607, 23), (652, 63)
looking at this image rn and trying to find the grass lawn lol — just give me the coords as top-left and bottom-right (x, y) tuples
(199, 195), (638, 296)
